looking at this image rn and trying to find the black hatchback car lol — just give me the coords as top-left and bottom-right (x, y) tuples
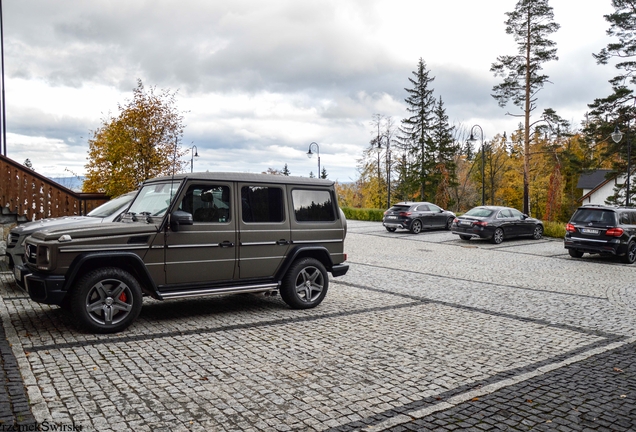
(382, 202), (456, 234)
(564, 205), (636, 264)
(451, 206), (544, 244)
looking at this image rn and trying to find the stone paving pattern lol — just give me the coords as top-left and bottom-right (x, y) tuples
(0, 220), (635, 430)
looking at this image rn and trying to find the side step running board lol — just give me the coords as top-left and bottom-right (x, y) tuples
(160, 283), (279, 300)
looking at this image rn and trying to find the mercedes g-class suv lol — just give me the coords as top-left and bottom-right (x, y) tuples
(19, 173), (349, 333)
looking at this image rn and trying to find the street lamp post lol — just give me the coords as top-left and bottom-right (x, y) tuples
(307, 142), (320, 177)
(612, 125), (631, 206)
(468, 125), (485, 206)
(190, 145), (199, 173)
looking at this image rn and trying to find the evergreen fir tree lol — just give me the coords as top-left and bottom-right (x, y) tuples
(430, 96), (459, 204)
(282, 163), (291, 176)
(320, 167), (328, 179)
(398, 58), (436, 201)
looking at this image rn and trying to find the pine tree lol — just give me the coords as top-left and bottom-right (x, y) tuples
(491, 0), (560, 215)
(320, 167), (328, 179)
(398, 58), (436, 201)
(282, 163), (291, 176)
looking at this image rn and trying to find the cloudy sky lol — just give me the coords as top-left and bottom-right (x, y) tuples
(0, 0), (619, 182)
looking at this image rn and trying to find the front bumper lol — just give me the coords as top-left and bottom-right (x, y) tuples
(23, 272), (68, 305)
(12, 263), (30, 289)
(564, 236), (625, 256)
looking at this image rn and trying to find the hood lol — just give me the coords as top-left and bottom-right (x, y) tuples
(12, 216), (101, 235)
(30, 221), (160, 242)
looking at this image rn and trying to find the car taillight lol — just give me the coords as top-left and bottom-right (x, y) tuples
(473, 221), (488, 227)
(605, 227), (624, 237)
(566, 223), (576, 232)
(399, 211), (411, 217)
(383, 210), (388, 215)
(453, 218), (459, 223)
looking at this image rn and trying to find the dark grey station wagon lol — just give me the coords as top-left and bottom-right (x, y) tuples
(19, 173), (349, 333)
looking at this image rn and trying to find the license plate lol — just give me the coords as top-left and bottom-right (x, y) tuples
(14, 267), (21, 281)
(460, 220), (472, 226)
(581, 228), (599, 235)
(387, 216), (397, 219)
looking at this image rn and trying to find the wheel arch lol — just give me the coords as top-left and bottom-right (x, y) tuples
(275, 246), (334, 281)
(64, 252), (159, 299)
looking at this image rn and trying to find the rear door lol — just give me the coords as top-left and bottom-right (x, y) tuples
(238, 183), (291, 279)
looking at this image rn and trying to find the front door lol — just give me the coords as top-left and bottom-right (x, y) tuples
(164, 182), (237, 286)
(237, 183), (291, 279)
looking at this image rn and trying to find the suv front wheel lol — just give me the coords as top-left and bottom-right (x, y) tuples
(71, 267), (143, 333)
(280, 258), (328, 309)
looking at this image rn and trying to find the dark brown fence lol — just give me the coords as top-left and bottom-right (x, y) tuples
(1, 154), (107, 221)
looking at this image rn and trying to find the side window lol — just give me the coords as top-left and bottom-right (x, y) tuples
(620, 212), (630, 224)
(630, 212), (636, 225)
(178, 184), (231, 223)
(429, 204), (442, 212)
(241, 186), (284, 223)
(509, 209), (523, 219)
(416, 204), (430, 212)
(292, 189), (336, 222)
(497, 210), (510, 219)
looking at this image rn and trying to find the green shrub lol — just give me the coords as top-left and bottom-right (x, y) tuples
(341, 207), (384, 222)
(543, 221), (566, 239)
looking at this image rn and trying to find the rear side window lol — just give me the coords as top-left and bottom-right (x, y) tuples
(241, 186), (284, 223)
(292, 189), (336, 222)
(415, 204), (430, 211)
(571, 209), (616, 225)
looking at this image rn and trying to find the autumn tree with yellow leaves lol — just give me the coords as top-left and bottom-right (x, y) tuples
(83, 79), (187, 197)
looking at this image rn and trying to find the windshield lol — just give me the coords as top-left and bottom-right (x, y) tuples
(127, 182), (181, 218)
(87, 193), (134, 218)
(464, 207), (495, 218)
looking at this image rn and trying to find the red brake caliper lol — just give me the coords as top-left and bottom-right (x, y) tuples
(119, 292), (128, 302)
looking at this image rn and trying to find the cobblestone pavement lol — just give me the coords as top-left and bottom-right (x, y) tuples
(1, 220), (635, 431)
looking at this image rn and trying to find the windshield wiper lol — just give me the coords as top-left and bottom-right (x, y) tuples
(126, 212), (138, 222)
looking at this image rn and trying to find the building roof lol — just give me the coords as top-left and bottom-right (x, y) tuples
(576, 169), (613, 189)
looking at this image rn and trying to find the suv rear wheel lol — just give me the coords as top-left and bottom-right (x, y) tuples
(71, 267), (143, 333)
(568, 249), (584, 258)
(621, 241), (636, 264)
(280, 258), (328, 309)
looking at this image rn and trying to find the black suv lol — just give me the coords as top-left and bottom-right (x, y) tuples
(564, 205), (636, 264)
(382, 202), (455, 234)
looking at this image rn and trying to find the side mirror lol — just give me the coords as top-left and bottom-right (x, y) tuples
(170, 210), (193, 232)
(522, 214), (529, 219)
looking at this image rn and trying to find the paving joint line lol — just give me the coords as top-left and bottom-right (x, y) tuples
(340, 336), (636, 432)
(349, 260), (607, 300)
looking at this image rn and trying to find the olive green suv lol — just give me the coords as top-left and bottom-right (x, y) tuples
(20, 173), (349, 333)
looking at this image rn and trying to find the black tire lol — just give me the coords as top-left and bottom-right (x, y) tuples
(445, 217), (454, 230)
(491, 228), (504, 244)
(459, 235), (472, 241)
(622, 241), (636, 264)
(385, 227), (397, 232)
(71, 267), (143, 333)
(280, 258), (328, 309)
(410, 219), (422, 234)
(533, 225), (543, 240)
(568, 249), (584, 258)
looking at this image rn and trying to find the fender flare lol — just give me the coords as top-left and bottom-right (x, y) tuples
(64, 252), (159, 298)
(275, 245), (334, 281)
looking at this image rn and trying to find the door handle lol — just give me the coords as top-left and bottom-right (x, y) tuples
(219, 241), (234, 248)
(276, 239), (289, 245)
